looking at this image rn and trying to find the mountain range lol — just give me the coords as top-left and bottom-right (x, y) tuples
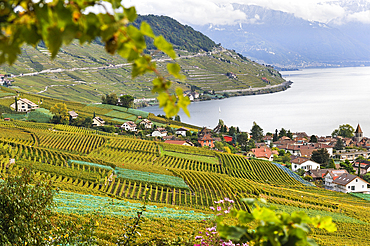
(192, 2), (370, 68)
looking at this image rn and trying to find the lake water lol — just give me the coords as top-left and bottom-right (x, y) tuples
(141, 67), (370, 136)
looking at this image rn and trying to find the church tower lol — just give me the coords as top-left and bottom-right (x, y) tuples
(354, 124), (363, 142)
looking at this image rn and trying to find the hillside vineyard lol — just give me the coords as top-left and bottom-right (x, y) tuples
(1, 120), (370, 245)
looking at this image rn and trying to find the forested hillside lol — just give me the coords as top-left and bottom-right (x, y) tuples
(134, 15), (216, 52)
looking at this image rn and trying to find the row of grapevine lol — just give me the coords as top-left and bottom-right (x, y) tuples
(216, 152), (253, 172)
(88, 147), (158, 166)
(0, 126), (35, 146)
(15, 160), (105, 183)
(0, 139), (115, 169)
(53, 124), (97, 134)
(160, 142), (215, 156)
(106, 138), (159, 155)
(172, 169), (254, 210)
(155, 155), (224, 173)
(10, 120), (54, 130)
(36, 131), (105, 154)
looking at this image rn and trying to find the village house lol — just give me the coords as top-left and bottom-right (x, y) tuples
(162, 135), (179, 141)
(277, 143), (333, 157)
(175, 127), (189, 137)
(92, 116), (105, 127)
(332, 173), (370, 193)
(150, 127), (167, 137)
(198, 133), (215, 148)
(183, 91), (200, 101)
(299, 148), (315, 158)
(139, 119), (153, 129)
(352, 160), (370, 175)
(334, 149), (370, 161)
(263, 135), (273, 146)
(121, 121), (137, 131)
(68, 111), (78, 119)
(305, 168), (331, 181)
(293, 132), (309, 140)
(290, 156), (321, 172)
(198, 127), (212, 138)
(10, 98), (39, 112)
(323, 170), (349, 190)
(248, 147), (273, 161)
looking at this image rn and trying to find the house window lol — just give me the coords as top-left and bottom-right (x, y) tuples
(351, 186), (355, 191)
(348, 186), (350, 189)
(294, 165), (297, 169)
(356, 179), (358, 182)
(362, 185), (364, 188)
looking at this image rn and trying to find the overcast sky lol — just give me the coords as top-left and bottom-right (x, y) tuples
(126, 0), (370, 25)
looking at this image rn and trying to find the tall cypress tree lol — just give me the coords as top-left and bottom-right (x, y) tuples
(14, 97), (18, 112)
(358, 162), (361, 177)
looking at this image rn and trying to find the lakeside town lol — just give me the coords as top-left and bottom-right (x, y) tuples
(6, 96), (370, 196)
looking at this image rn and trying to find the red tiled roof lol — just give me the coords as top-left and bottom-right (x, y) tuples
(251, 147), (272, 159)
(291, 157), (310, 164)
(199, 134), (213, 141)
(223, 135), (232, 142)
(164, 140), (187, 145)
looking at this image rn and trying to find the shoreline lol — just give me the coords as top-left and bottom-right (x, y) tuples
(137, 81), (293, 108)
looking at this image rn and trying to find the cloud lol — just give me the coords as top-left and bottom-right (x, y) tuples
(346, 10), (370, 24)
(127, 0), (370, 26)
(128, 0), (247, 25)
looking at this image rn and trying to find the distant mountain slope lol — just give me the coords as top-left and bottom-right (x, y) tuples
(193, 4), (370, 68)
(1, 15), (286, 103)
(135, 15), (216, 52)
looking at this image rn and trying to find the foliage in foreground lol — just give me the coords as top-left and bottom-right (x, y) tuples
(1, 0), (190, 118)
(217, 198), (337, 246)
(0, 168), (55, 245)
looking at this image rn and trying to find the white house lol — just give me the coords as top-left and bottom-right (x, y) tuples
(151, 127), (167, 137)
(139, 119), (153, 129)
(121, 121), (137, 131)
(175, 127), (188, 137)
(324, 170), (348, 190)
(332, 173), (370, 193)
(68, 111), (78, 119)
(335, 149), (370, 161)
(290, 157), (321, 172)
(92, 116), (105, 127)
(10, 98), (39, 112)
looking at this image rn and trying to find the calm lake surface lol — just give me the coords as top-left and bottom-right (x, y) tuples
(141, 67), (370, 136)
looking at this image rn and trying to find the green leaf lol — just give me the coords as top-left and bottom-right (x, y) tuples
(46, 25), (63, 58)
(167, 63), (185, 80)
(154, 36), (176, 59)
(217, 224), (249, 242)
(140, 22), (155, 38)
(124, 6), (137, 22)
(176, 88), (190, 117)
(127, 25), (146, 50)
